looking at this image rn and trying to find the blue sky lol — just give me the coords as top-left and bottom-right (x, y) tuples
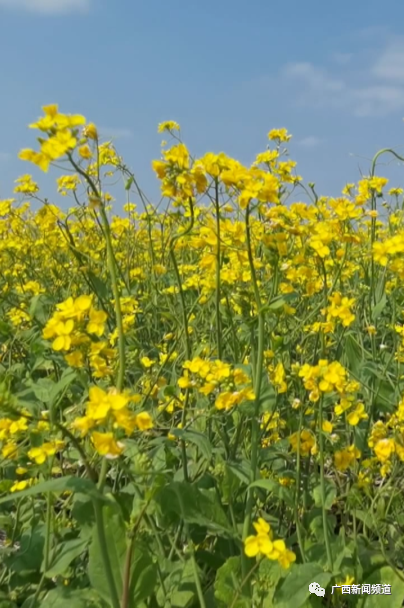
(1, 0), (404, 210)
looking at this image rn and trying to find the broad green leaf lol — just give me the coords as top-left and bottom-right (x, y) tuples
(88, 507), (126, 604)
(226, 461), (251, 486)
(259, 383), (277, 413)
(344, 333), (363, 376)
(357, 544), (385, 572)
(49, 368), (77, 406)
(249, 479), (294, 508)
(43, 537), (89, 578)
(40, 587), (101, 608)
(254, 560), (283, 607)
(128, 545), (158, 605)
(29, 294), (49, 324)
(309, 514), (336, 543)
(157, 482), (233, 536)
(71, 494), (96, 530)
(221, 465), (241, 503)
(312, 481), (336, 510)
(88, 507), (157, 608)
(0, 476), (108, 506)
(156, 560), (196, 607)
(30, 378), (54, 403)
(372, 293), (387, 321)
(305, 537), (349, 574)
(373, 380), (397, 414)
(88, 271), (110, 301)
(170, 429), (212, 461)
(4, 525), (45, 573)
(357, 566), (404, 607)
(261, 293), (297, 314)
(214, 556), (249, 608)
(273, 563), (332, 608)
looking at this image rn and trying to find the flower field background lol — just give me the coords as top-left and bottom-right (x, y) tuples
(0, 105), (404, 607)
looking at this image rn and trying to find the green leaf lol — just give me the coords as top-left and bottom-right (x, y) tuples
(273, 563), (332, 608)
(88, 507), (157, 608)
(261, 293), (297, 314)
(170, 429), (212, 461)
(71, 494), (96, 529)
(156, 560), (197, 607)
(29, 294), (49, 324)
(249, 479), (294, 508)
(40, 587), (101, 608)
(226, 461), (251, 487)
(372, 293), (387, 321)
(157, 482), (233, 536)
(254, 560), (284, 607)
(88, 507), (126, 604)
(259, 383), (277, 413)
(30, 378), (54, 403)
(373, 380), (397, 414)
(4, 525), (45, 573)
(49, 368), (77, 407)
(43, 537), (89, 578)
(221, 465), (241, 503)
(309, 514), (336, 543)
(88, 271), (110, 301)
(344, 333), (363, 376)
(312, 481), (336, 510)
(214, 556), (249, 608)
(129, 546), (158, 605)
(357, 566), (404, 607)
(305, 537), (349, 574)
(0, 476), (108, 506)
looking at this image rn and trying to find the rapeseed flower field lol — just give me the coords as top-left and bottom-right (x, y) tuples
(0, 104), (404, 606)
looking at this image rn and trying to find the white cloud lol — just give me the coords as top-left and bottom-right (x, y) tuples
(0, 0), (90, 14)
(282, 62), (347, 109)
(352, 85), (404, 117)
(99, 127), (133, 140)
(371, 40), (404, 82)
(283, 62), (345, 94)
(355, 25), (390, 40)
(331, 52), (352, 65)
(281, 39), (404, 118)
(295, 136), (323, 148)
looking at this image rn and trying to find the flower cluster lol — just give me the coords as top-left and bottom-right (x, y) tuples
(179, 357), (255, 410)
(244, 517), (296, 569)
(71, 386), (153, 458)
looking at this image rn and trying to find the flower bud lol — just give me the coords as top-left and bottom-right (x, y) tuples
(84, 123), (98, 140)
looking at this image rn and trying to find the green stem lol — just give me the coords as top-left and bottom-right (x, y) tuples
(214, 179), (223, 359)
(43, 492), (52, 572)
(294, 405), (306, 562)
(186, 524), (206, 608)
(370, 148), (404, 180)
(93, 500), (121, 608)
(29, 572), (47, 608)
(169, 198), (195, 481)
(89, 459), (121, 608)
(230, 561), (260, 608)
(318, 394), (333, 571)
(67, 153), (126, 391)
(99, 203), (126, 391)
(241, 205), (266, 582)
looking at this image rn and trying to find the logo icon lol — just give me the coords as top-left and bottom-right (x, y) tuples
(309, 582), (325, 597)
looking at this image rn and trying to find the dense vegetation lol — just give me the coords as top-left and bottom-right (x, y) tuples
(0, 105), (404, 607)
